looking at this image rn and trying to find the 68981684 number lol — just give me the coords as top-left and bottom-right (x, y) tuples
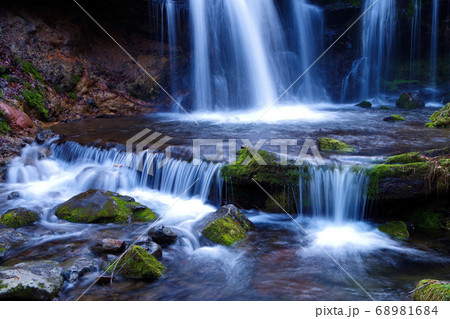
(375, 306), (438, 316)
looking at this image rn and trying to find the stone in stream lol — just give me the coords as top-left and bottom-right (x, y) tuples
(105, 245), (165, 281)
(426, 103), (450, 128)
(148, 226), (177, 247)
(62, 257), (97, 284)
(7, 191), (21, 200)
(0, 207), (39, 228)
(200, 204), (255, 247)
(383, 115), (405, 122)
(396, 92), (425, 109)
(316, 137), (354, 153)
(378, 221), (409, 240)
(412, 279), (450, 301)
(92, 238), (126, 255)
(0, 228), (26, 259)
(55, 189), (158, 224)
(0, 260), (64, 300)
(135, 237), (163, 259)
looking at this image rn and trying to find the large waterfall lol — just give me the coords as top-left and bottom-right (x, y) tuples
(430, 0), (439, 92)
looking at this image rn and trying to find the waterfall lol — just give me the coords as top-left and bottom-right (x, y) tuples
(7, 142), (223, 204)
(341, 0), (396, 101)
(165, 0), (179, 95)
(430, 0), (439, 91)
(308, 166), (368, 223)
(409, 0), (422, 83)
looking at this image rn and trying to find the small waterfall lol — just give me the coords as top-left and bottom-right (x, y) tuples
(165, 0), (179, 95)
(430, 0), (439, 91)
(308, 166), (368, 223)
(341, 0), (396, 101)
(409, 0), (422, 83)
(7, 142), (223, 204)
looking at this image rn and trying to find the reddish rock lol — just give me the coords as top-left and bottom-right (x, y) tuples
(0, 102), (36, 133)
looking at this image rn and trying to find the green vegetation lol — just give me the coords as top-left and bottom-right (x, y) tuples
(413, 280), (450, 301)
(0, 111), (11, 135)
(411, 208), (443, 229)
(386, 152), (424, 164)
(0, 208), (39, 228)
(106, 245), (165, 280)
(426, 103), (450, 128)
(387, 115), (405, 121)
(20, 84), (48, 120)
(380, 106), (392, 110)
(378, 221), (409, 240)
(317, 137), (354, 153)
(356, 101), (372, 108)
(21, 61), (43, 82)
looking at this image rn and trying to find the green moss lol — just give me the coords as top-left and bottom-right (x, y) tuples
(0, 246), (5, 254)
(356, 100), (372, 108)
(380, 106), (392, 110)
(0, 208), (39, 228)
(413, 280), (450, 301)
(111, 195), (157, 222)
(21, 84), (48, 120)
(426, 103), (450, 128)
(387, 115), (405, 121)
(378, 221), (409, 240)
(106, 245), (165, 280)
(411, 209), (443, 229)
(202, 216), (248, 246)
(386, 152), (424, 164)
(0, 111), (11, 135)
(317, 137), (354, 153)
(21, 61), (43, 82)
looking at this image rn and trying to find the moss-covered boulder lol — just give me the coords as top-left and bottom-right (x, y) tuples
(396, 92), (425, 109)
(0, 260), (64, 300)
(411, 208), (443, 230)
(386, 152), (425, 164)
(55, 189), (157, 224)
(317, 137), (354, 153)
(356, 101), (372, 108)
(378, 221), (409, 240)
(106, 245), (165, 281)
(383, 115), (405, 122)
(0, 208), (39, 228)
(201, 205), (255, 246)
(426, 103), (450, 128)
(412, 279), (450, 301)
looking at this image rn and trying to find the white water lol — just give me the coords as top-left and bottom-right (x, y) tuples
(430, 0), (439, 93)
(409, 0), (422, 83)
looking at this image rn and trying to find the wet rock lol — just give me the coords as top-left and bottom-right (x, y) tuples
(426, 103), (449, 128)
(201, 205), (255, 246)
(148, 226), (177, 247)
(55, 189), (157, 224)
(7, 191), (21, 200)
(0, 260), (64, 300)
(62, 257), (97, 283)
(396, 92), (425, 109)
(0, 101), (36, 133)
(105, 245), (165, 281)
(378, 221), (409, 240)
(383, 115), (405, 122)
(317, 137), (354, 153)
(92, 238), (126, 255)
(136, 237), (163, 259)
(356, 100), (372, 108)
(0, 207), (39, 228)
(412, 279), (450, 301)
(0, 228), (26, 258)
(35, 130), (59, 145)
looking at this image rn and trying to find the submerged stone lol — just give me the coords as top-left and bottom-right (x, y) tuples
(317, 137), (354, 153)
(0, 207), (39, 228)
(396, 92), (425, 109)
(412, 279), (450, 301)
(0, 260), (64, 300)
(378, 221), (409, 240)
(55, 189), (157, 224)
(201, 204), (255, 246)
(426, 103), (450, 128)
(383, 115), (405, 122)
(106, 245), (165, 281)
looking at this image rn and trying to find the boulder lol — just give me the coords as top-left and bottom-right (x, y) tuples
(148, 226), (177, 247)
(7, 191), (21, 200)
(201, 205), (255, 246)
(0, 260), (64, 300)
(135, 237), (163, 259)
(92, 238), (126, 254)
(378, 221), (409, 240)
(106, 245), (165, 281)
(0, 228), (26, 259)
(426, 103), (449, 128)
(0, 101), (36, 133)
(383, 115), (405, 122)
(396, 92), (425, 109)
(0, 207), (39, 228)
(317, 137), (354, 153)
(62, 257), (97, 284)
(412, 279), (450, 301)
(55, 189), (157, 224)
(356, 100), (372, 108)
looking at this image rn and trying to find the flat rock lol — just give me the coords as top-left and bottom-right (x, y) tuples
(92, 238), (126, 254)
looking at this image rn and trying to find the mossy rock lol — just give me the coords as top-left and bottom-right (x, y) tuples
(383, 115), (405, 122)
(0, 208), (39, 228)
(317, 137), (354, 153)
(106, 245), (165, 281)
(396, 92), (425, 109)
(55, 189), (157, 224)
(378, 221), (409, 240)
(386, 152), (425, 164)
(412, 279), (450, 301)
(201, 205), (255, 246)
(411, 208), (443, 230)
(0, 111), (10, 135)
(356, 101), (372, 108)
(426, 103), (450, 128)
(380, 106), (392, 110)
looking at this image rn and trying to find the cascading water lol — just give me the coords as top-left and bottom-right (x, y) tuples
(308, 165), (368, 223)
(341, 0), (397, 101)
(409, 0), (422, 84)
(430, 0), (439, 92)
